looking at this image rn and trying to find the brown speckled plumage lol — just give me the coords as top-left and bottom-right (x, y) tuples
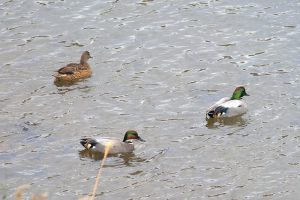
(54, 51), (92, 82)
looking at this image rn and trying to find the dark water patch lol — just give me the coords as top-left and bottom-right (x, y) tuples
(207, 192), (227, 197)
(217, 55), (233, 61)
(188, 2), (209, 7)
(188, 80), (198, 84)
(83, 27), (97, 30)
(129, 170), (143, 176)
(47, 174), (61, 179)
(167, 118), (184, 121)
(276, 69), (289, 74)
(288, 162), (299, 166)
(263, 193), (274, 197)
(218, 43), (236, 47)
(248, 51), (265, 57)
(24, 121), (39, 126)
(258, 37), (273, 41)
(253, 63), (270, 67)
(138, 0), (154, 6)
(283, 25), (296, 28)
(65, 41), (85, 47)
(20, 112), (33, 120)
(0, 98), (9, 102)
(250, 72), (271, 76)
(6, 25), (22, 31)
(202, 89), (219, 93)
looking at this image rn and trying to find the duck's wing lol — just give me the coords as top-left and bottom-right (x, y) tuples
(96, 138), (134, 154)
(211, 100), (247, 118)
(57, 63), (81, 74)
(206, 97), (230, 118)
(117, 142), (135, 153)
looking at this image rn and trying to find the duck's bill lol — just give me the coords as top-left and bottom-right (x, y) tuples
(138, 137), (145, 142)
(245, 93), (250, 96)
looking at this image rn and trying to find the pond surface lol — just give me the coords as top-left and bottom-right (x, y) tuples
(1, 0), (300, 199)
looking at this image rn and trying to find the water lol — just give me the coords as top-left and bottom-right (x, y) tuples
(1, 0), (300, 199)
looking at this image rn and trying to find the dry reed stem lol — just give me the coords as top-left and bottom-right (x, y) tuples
(16, 184), (48, 200)
(16, 184), (30, 200)
(31, 193), (48, 200)
(90, 141), (112, 199)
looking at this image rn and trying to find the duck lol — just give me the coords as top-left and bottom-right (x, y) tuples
(54, 51), (92, 82)
(206, 86), (249, 119)
(80, 130), (145, 154)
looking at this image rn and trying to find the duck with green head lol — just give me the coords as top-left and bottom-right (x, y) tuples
(206, 86), (249, 119)
(80, 130), (145, 154)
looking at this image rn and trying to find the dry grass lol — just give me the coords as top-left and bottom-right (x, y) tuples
(31, 193), (48, 200)
(15, 184), (30, 200)
(15, 184), (47, 200)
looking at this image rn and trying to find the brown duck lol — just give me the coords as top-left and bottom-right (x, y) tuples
(54, 51), (92, 82)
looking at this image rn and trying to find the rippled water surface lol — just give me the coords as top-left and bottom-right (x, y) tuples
(1, 0), (300, 199)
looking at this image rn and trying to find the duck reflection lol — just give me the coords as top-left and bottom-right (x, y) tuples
(78, 149), (146, 167)
(206, 116), (248, 129)
(54, 79), (79, 87)
(54, 83), (91, 95)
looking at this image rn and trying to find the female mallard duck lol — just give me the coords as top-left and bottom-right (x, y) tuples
(206, 86), (249, 119)
(80, 130), (145, 154)
(54, 51), (92, 82)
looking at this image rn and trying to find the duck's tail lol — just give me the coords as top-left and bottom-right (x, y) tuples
(206, 106), (228, 119)
(206, 110), (215, 119)
(80, 138), (97, 150)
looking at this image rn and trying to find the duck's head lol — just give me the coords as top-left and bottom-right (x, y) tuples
(80, 51), (92, 63)
(231, 86), (249, 100)
(123, 130), (145, 143)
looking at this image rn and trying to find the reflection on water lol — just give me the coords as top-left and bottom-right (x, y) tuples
(54, 84), (92, 95)
(206, 116), (248, 129)
(79, 149), (146, 167)
(54, 79), (80, 87)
